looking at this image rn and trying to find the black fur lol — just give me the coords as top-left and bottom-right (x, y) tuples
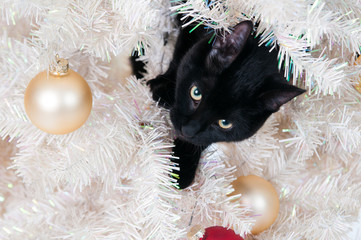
(138, 20), (305, 189)
(130, 50), (146, 79)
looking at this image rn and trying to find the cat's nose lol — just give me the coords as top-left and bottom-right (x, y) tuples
(181, 120), (200, 138)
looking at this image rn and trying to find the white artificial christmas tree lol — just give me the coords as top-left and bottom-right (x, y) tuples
(1, 1), (361, 239)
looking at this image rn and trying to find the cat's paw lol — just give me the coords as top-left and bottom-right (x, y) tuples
(147, 75), (175, 108)
(171, 139), (206, 189)
(172, 170), (195, 189)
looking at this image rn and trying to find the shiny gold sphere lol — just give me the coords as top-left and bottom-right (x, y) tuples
(228, 175), (280, 235)
(24, 69), (92, 134)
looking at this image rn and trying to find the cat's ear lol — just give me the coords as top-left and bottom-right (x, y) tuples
(259, 76), (306, 112)
(206, 21), (253, 72)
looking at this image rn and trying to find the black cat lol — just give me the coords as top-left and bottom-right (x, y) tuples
(135, 20), (305, 189)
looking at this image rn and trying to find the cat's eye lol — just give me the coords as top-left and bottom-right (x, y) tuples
(190, 85), (202, 101)
(218, 119), (233, 129)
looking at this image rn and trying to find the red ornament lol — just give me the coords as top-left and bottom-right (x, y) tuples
(200, 226), (244, 240)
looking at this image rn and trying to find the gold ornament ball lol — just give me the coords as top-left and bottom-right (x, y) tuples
(24, 69), (92, 135)
(228, 175), (280, 235)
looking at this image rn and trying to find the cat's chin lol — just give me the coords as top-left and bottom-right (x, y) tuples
(174, 131), (191, 143)
(174, 132), (211, 147)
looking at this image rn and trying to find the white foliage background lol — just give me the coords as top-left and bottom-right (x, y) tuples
(0, 0), (361, 239)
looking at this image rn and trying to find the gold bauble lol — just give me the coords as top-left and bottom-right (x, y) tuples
(228, 175), (280, 235)
(24, 65), (92, 135)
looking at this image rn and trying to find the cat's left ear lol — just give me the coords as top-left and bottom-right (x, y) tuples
(259, 76), (306, 112)
(206, 21), (253, 73)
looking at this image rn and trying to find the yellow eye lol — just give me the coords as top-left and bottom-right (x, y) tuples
(190, 85), (202, 101)
(218, 119), (233, 129)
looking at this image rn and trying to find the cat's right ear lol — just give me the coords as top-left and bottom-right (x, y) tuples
(206, 21), (253, 73)
(258, 75), (306, 112)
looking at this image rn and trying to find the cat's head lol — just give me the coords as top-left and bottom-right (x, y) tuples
(170, 21), (305, 146)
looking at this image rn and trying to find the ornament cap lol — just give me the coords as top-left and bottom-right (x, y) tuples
(187, 225), (205, 240)
(50, 54), (69, 76)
